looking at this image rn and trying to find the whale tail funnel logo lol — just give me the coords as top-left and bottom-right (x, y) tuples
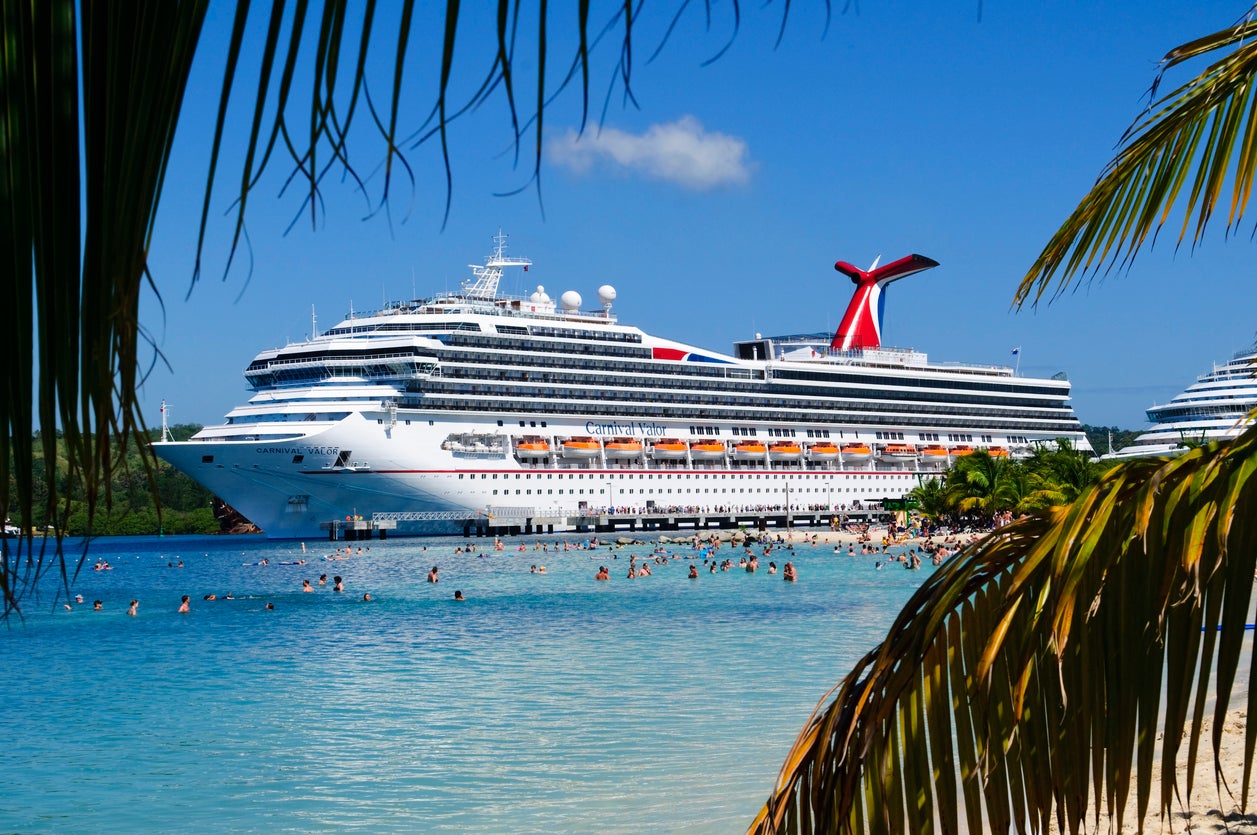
(830, 254), (939, 351)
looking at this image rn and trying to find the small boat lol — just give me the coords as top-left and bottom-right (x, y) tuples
(950, 445), (974, 457)
(879, 443), (917, 462)
(689, 439), (726, 460)
(650, 437), (689, 459)
(732, 440), (768, 460)
(603, 437), (644, 458)
(514, 436), (551, 458)
(840, 443), (872, 463)
(767, 441), (803, 461)
(986, 446), (1010, 458)
(561, 436), (603, 458)
(807, 441), (841, 460)
(920, 444), (949, 465)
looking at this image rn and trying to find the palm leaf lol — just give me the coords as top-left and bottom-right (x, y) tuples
(1017, 15), (1257, 306)
(751, 425), (1257, 833)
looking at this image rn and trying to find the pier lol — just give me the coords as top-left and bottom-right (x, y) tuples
(320, 505), (895, 541)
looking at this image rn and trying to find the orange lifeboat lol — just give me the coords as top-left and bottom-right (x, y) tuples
(840, 442), (872, 463)
(689, 439), (726, 460)
(732, 440), (768, 460)
(880, 443), (918, 462)
(514, 436), (550, 459)
(950, 445), (975, 457)
(807, 441), (841, 460)
(987, 446), (1010, 458)
(603, 437), (644, 459)
(768, 441), (803, 461)
(561, 436), (602, 459)
(650, 437), (689, 460)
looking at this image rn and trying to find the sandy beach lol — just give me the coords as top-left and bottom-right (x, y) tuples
(1044, 707), (1256, 834)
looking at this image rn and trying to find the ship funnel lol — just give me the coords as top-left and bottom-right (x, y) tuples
(830, 254), (939, 351)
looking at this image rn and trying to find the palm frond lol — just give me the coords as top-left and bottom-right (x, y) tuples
(752, 426), (1257, 833)
(1017, 13), (1257, 306)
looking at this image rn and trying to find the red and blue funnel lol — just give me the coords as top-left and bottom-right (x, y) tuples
(830, 254), (939, 351)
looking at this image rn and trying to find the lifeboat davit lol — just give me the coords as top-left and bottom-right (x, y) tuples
(561, 436), (602, 459)
(650, 437), (689, 460)
(807, 441), (840, 460)
(603, 437), (644, 459)
(840, 443), (872, 463)
(515, 436), (551, 459)
(880, 443), (918, 463)
(920, 444), (949, 465)
(768, 441), (803, 461)
(732, 440), (768, 460)
(689, 439), (726, 460)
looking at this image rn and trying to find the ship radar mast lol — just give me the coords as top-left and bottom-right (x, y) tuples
(160, 400), (172, 442)
(462, 230), (532, 299)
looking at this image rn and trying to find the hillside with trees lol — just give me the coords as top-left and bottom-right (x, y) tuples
(1082, 424), (1142, 456)
(5, 424), (243, 537)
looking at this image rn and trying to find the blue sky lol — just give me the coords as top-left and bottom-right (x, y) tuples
(143, 2), (1256, 434)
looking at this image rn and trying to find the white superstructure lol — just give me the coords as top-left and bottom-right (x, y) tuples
(1106, 344), (1257, 459)
(153, 233), (1090, 538)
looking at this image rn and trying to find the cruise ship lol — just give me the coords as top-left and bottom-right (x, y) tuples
(1106, 343), (1257, 459)
(153, 233), (1090, 538)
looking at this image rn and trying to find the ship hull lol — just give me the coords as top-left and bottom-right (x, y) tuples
(154, 412), (921, 539)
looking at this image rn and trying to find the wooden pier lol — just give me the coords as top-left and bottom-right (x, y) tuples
(320, 506), (893, 541)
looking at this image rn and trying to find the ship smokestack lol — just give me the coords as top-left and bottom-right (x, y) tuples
(830, 254), (939, 351)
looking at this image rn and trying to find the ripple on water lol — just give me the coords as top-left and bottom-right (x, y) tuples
(2, 534), (936, 832)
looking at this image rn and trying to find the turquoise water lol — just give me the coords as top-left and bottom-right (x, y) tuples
(2, 532), (934, 833)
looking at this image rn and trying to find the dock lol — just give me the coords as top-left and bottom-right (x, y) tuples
(320, 505), (894, 541)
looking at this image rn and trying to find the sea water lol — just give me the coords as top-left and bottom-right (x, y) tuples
(1, 532), (936, 833)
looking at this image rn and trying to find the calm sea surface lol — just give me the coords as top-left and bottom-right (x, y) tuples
(2, 531), (935, 833)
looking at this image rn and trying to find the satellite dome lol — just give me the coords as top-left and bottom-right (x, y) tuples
(560, 290), (582, 311)
(597, 285), (617, 306)
(529, 285), (551, 303)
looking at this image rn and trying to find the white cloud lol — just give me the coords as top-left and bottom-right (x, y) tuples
(548, 116), (752, 190)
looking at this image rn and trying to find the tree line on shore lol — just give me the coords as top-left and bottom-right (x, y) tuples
(908, 438), (1105, 526)
(5, 424), (222, 537)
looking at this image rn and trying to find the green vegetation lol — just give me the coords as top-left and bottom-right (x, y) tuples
(904, 441), (1101, 527)
(1083, 423), (1142, 455)
(5, 425), (219, 537)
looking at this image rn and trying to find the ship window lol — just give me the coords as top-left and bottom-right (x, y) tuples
(201, 455), (214, 464)
(292, 455), (304, 463)
(498, 420), (503, 426)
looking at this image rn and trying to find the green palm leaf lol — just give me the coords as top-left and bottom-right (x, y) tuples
(752, 426), (1257, 833)
(1017, 14), (1257, 306)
